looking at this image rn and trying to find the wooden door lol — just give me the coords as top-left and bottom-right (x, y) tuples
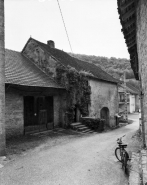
(45, 96), (54, 129)
(24, 96), (34, 126)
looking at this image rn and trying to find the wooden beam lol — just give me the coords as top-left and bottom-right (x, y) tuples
(128, 46), (136, 54)
(120, 0), (135, 11)
(122, 26), (136, 39)
(126, 35), (136, 43)
(124, 31), (135, 40)
(125, 27), (135, 36)
(122, 8), (135, 21)
(127, 41), (136, 49)
(126, 40), (134, 47)
(127, 39), (135, 46)
(123, 18), (135, 29)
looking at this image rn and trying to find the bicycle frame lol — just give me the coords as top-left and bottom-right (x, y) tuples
(115, 134), (130, 174)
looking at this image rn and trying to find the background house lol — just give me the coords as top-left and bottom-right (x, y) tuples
(118, 82), (140, 114)
(22, 38), (119, 128)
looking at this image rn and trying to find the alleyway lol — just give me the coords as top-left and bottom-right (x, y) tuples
(0, 114), (140, 185)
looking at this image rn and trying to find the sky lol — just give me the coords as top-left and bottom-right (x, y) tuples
(5, 0), (129, 59)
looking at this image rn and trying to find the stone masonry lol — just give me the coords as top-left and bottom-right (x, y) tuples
(0, 0), (6, 155)
(5, 87), (66, 138)
(5, 90), (24, 139)
(141, 150), (147, 184)
(89, 79), (118, 127)
(129, 152), (141, 185)
(136, 0), (147, 134)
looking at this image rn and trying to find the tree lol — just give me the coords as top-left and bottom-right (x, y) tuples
(0, 0), (6, 156)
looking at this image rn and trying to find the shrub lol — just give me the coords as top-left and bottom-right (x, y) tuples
(80, 117), (105, 132)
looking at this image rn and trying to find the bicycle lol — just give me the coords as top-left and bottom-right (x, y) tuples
(115, 135), (130, 174)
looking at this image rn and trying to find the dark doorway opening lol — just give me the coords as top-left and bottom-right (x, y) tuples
(100, 107), (109, 126)
(24, 96), (54, 133)
(24, 96), (34, 127)
(74, 105), (80, 122)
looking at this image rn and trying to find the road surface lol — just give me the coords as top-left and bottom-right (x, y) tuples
(0, 114), (139, 185)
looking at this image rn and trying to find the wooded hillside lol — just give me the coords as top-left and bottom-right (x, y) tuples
(69, 53), (135, 80)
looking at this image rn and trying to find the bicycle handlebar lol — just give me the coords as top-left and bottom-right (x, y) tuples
(117, 134), (126, 142)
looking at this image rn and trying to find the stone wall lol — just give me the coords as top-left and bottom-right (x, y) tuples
(0, 0), (6, 155)
(89, 79), (118, 127)
(54, 96), (62, 127)
(5, 87), (66, 138)
(23, 39), (59, 78)
(5, 90), (24, 139)
(136, 0), (147, 133)
(53, 92), (67, 127)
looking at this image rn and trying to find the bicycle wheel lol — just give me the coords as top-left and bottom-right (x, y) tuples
(122, 152), (128, 174)
(115, 147), (122, 162)
(124, 151), (129, 175)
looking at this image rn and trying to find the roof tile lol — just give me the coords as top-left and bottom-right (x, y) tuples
(5, 49), (64, 89)
(32, 38), (118, 84)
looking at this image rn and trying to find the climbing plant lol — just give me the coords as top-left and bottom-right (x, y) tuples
(56, 65), (91, 124)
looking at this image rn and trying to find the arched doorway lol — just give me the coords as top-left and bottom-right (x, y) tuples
(100, 107), (109, 126)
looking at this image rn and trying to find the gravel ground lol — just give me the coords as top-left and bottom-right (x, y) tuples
(0, 113), (140, 185)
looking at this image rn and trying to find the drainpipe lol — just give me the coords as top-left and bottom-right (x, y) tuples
(139, 76), (146, 148)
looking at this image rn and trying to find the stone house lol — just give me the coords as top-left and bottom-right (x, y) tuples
(118, 82), (140, 114)
(117, 0), (147, 132)
(5, 49), (66, 138)
(22, 37), (119, 128)
(4, 38), (119, 138)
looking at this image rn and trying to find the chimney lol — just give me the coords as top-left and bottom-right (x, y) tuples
(47, 40), (55, 48)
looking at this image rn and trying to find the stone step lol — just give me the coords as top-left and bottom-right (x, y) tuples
(81, 130), (97, 134)
(74, 124), (88, 128)
(81, 129), (93, 133)
(84, 130), (97, 133)
(77, 126), (90, 131)
(83, 131), (95, 134)
(70, 122), (96, 134)
(70, 122), (82, 126)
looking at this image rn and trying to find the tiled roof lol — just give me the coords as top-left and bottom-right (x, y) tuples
(31, 38), (118, 84)
(126, 82), (139, 95)
(119, 82), (139, 95)
(5, 49), (64, 89)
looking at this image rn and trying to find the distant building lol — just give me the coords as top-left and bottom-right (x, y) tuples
(118, 82), (140, 114)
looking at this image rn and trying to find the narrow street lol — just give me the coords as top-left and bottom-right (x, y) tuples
(0, 114), (139, 185)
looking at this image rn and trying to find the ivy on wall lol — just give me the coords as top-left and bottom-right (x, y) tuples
(56, 65), (91, 124)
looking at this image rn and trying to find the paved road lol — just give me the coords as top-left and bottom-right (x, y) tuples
(0, 114), (139, 185)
